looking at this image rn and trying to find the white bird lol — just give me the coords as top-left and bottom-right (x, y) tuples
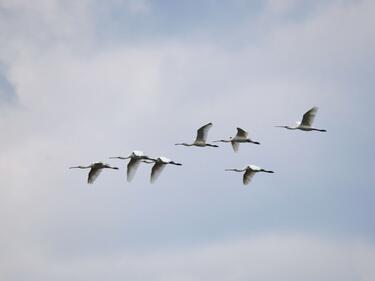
(175, 122), (219, 147)
(69, 162), (119, 184)
(214, 127), (260, 152)
(276, 106), (327, 132)
(110, 151), (153, 182)
(143, 156), (182, 183)
(225, 165), (274, 185)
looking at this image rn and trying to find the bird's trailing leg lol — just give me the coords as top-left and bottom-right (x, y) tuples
(69, 165), (90, 169)
(109, 156), (131, 160)
(225, 169), (245, 172)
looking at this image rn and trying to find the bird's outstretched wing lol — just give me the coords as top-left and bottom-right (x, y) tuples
(231, 141), (240, 152)
(243, 169), (255, 185)
(301, 107), (318, 127)
(88, 167), (102, 184)
(127, 158), (140, 182)
(151, 162), (166, 183)
(235, 127), (248, 139)
(195, 122), (213, 143)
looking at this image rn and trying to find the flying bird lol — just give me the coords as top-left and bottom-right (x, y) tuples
(110, 151), (153, 182)
(143, 156), (182, 183)
(175, 122), (219, 147)
(214, 127), (260, 152)
(225, 165), (274, 185)
(276, 106), (327, 132)
(69, 162), (119, 184)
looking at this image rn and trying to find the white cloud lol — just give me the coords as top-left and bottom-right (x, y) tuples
(1, 234), (375, 281)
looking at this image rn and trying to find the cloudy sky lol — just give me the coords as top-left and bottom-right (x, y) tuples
(0, 0), (374, 280)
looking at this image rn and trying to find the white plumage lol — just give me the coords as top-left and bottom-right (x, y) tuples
(276, 107), (327, 132)
(69, 162), (119, 184)
(110, 151), (153, 182)
(225, 165), (274, 185)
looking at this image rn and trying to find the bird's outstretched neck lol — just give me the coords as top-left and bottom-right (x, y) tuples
(206, 143), (219, 147)
(261, 169), (274, 173)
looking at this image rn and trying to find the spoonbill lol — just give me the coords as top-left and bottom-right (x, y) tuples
(214, 127), (260, 152)
(276, 106), (327, 132)
(175, 122), (219, 147)
(110, 151), (153, 182)
(143, 156), (182, 183)
(225, 165), (274, 185)
(69, 162), (119, 184)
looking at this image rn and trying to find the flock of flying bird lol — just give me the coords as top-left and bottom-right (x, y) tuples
(70, 107), (327, 185)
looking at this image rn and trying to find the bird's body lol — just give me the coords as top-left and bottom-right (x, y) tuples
(143, 156), (182, 183)
(175, 123), (219, 148)
(276, 107), (327, 132)
(214, 127), (260, 152)
(110, 151), (153, 182)
(69, 162), (119, 184)
(225, 164), (274, 185)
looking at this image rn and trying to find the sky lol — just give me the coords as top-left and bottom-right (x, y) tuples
(0, 0), (374, 280)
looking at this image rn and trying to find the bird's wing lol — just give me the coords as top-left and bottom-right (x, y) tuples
(301, 107), (318, 127)
(195, 123), (213, 143)
(231, 141), (240, 152)
(127, 158), (140, 182)
(243, 169), (255, 185)
(88, 167), (102, 184)
(151, 162), (166, 183)
(235, 127), (248, 139)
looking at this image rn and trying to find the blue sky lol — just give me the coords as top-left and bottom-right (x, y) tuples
(0, 0), (374, 280)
